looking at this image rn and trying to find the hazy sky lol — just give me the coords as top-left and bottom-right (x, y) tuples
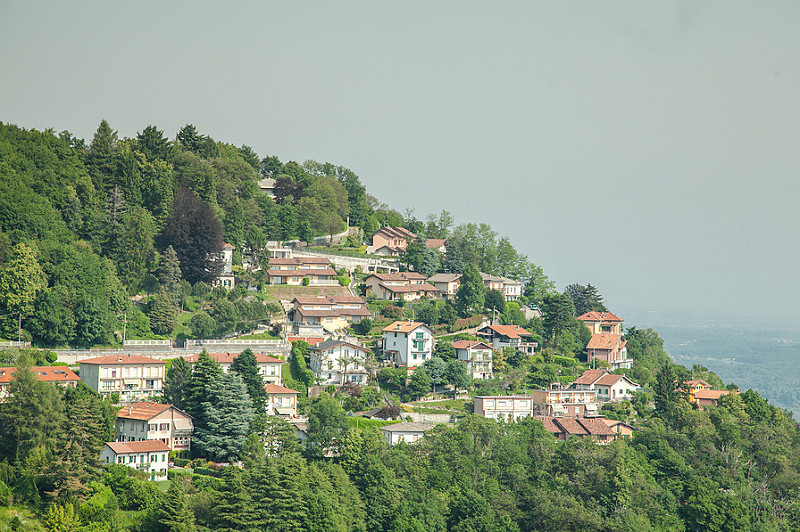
(2, 1), (798, 328)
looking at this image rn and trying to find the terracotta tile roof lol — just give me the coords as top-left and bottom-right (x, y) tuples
(594, 373), (637, 387)
(267, 267), (337, 277)
(115, 402), (173, 421)
(694, 389), (734, 400)
(309, 340), (371, 353)
(586, 334), (624, 350)
(183, 352), (283, 364)
(451, 340), (492, 350)
(372, 227), (417, 240)
(684, 379), (711, 388)
(294, 307), (370, 318)
(0, 366), (79, 384)
(573, 369), (607, 385)
(382, 321), (430, 334)
(367, 272), (428, 282)
(288, 336), (325, 345)
(426, 273), (461, 283)
(576, 311), (623, 323)
(425, 239), (446, 249)
(269, 257), (332, 265)
(105, 440), (171, 454)
(576, 417), (616, 436)
(293, 296), (365, 305)
(79, 354), (165, 365)
(222, 242), (235, 249)
(553, 418), (589, 436)
(265, 383), (299, 395)
(479, 325), (532, 339)
(536, 416), (562, 433)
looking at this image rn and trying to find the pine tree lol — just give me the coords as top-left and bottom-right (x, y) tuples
(153, 481), (196, 532)
(149, 289), (176, 336)
(193, 372), (254, 462)
(251, 457), (308, 531)
(157, 245), (182, 306)
(185, 350), (223, 422)
(164, 357), (192, 410)
(230, 349), (266, 411)
(85, 119), (118, 191)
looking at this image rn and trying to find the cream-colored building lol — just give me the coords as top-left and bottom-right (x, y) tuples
(101, 440), (171, 481)
(183, 352), (285, 386)
(265, 383), (300, 417)
(115, 401), (194, 452)
(78, 355), (166, 402)
(474, 395), (535, 421)
(451, 340), (493, 380)
(576, 311), (624, 335)
(381, 321), (434, 367)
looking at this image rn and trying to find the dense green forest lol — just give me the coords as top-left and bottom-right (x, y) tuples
(1, 121), (799, 531)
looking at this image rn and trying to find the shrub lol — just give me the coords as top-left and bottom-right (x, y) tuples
(302, 277), (310, 286)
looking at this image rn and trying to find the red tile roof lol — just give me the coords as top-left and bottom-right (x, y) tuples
(382, 321), (430, 334)
(293, 296), (365, 305)
(367, 272), (428, 282)
(480, 325), (532, 339)
(267, 267), (337, 277)
(553, 418), (589, 436)
(288, 336), (325, 345)
(105, 440), (171, 454)
(574, 417), (616, 436)
(269, 257), (332, 265)
(0, 366), (80, 384)
(451, 340), (492, 350)
(79, 354), (165, 365)
(372, 227), (417, 240)
(573, 369), (607, 386)
(694, 389), (733, 400)
(378, 282), (439, 294)
(265, 383), (299, 395)
(425, 239), (446, 249)
(586, 334), (624, 350)
(684, 379), (711, 388)
(577, 311), (623, 323)
(115, 402), (173, 421)
(183, 352), (284, 364)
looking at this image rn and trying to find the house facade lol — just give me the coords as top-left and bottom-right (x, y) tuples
(370, 227), (417, 256)
(577, 311), (624, 335)
(474, 395), (536, 421)
(531, 387), (599, 417)
(308, 340), (372, 385)
(381, 321), (434, 367)
(570, 369), (639, 402)
(183, 352), (285, 385)
(265, 383), (299, 417)
(115, 402), (194, 452)
(452, 340), (493, 380)
(0, 366), (80, 399)
(380, 422), (434, 445)
(586, 334), (632, 370)
(426, 273), (461, 299)
(290, 296), (370, 334)
(266, 257), (338, 285)
(101, 440), (171, 481)
(364, 272), (439, 301)
(476, 324), (538, 355)
(213, 242), (235, 289)
(78, 355), (166, 401)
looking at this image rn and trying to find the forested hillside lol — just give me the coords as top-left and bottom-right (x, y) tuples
(1, 121), (800, 531)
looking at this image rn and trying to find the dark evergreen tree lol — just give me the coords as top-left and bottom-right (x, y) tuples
(164, 357), (192, 410)
(455, 264), (484, 318)
(156, 245), (182, 305)
(135, 125), (171, 162)
(152, 481), (196, 532)
(213, 468), (257, 531)
(193, 372), (254, 462)
(230, 349), (267, 411)
(540, 292), (576, 342)
(565, 283), (607, 316)
(149, 289), (176, 336)
(85, 119), (118, 192)
(158, 188), (224, 285)
(185, 350), (223, 421)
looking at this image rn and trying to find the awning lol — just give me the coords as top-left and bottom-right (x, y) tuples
(275, 407), (295, 416)
(123, 379), (139, 385)
(173, 419), (193, 432)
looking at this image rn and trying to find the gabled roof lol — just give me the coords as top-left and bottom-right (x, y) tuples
(573, 369), (638, 388)
(684, 379), (712, 388)
(309, 340), (371, 353)
(380, 421), (434, 433)
(372, 227), (417, 240)
(79, 354), (165, 365)
(425, 239), (446, 249)
(267, 267), (337, 277)
(222, 242), (235, 249)
(553, 418), (589, 436)
(573, 369), (607, 386)
(426, 273), (461, 283)
(694, 389), (734, 400)
(116, 401), (179, 421)
(572, 417), (616, 436)
(478, 324), (532, 339)
(366, 272), (428, 282)
(382, 321), (431, 334)
(183, 352), (284, 365)
(451, 340), (493, 350)
(105, 440), (171, 454)
(586, 334), (625, 350)
(576, 311), (623, 323)
(265, 383), (300, 395)
(594, 373), (638, 387)
(0, 366), (80, 384)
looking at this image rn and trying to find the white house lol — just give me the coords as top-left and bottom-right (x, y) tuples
(78, 355), (166, 402)
(426, 273), (461, 299)
(451, 340), (493, 380)
(380, 422), (434, 445)
(474, 395), (536, 421)
(115, 402), (194, 452)
(0, 366), (80, 399)
(365, 272), (439, 302)
(213, 242), (235, 289)
(381, 321), (434, 368)
(570, 369), (639, 403)
(476, 325), (538, 355)
(101, 440), (171, 481)
(308, 340), (372, 385)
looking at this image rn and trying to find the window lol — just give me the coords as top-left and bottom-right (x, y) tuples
(160, 423), (169, 431)
(146, 380), (156, 389)
(601, 325), (611, 332)
(148, 424), (157, 431)
(110, 369), (117, 378)
(415, 332), (424, 339)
